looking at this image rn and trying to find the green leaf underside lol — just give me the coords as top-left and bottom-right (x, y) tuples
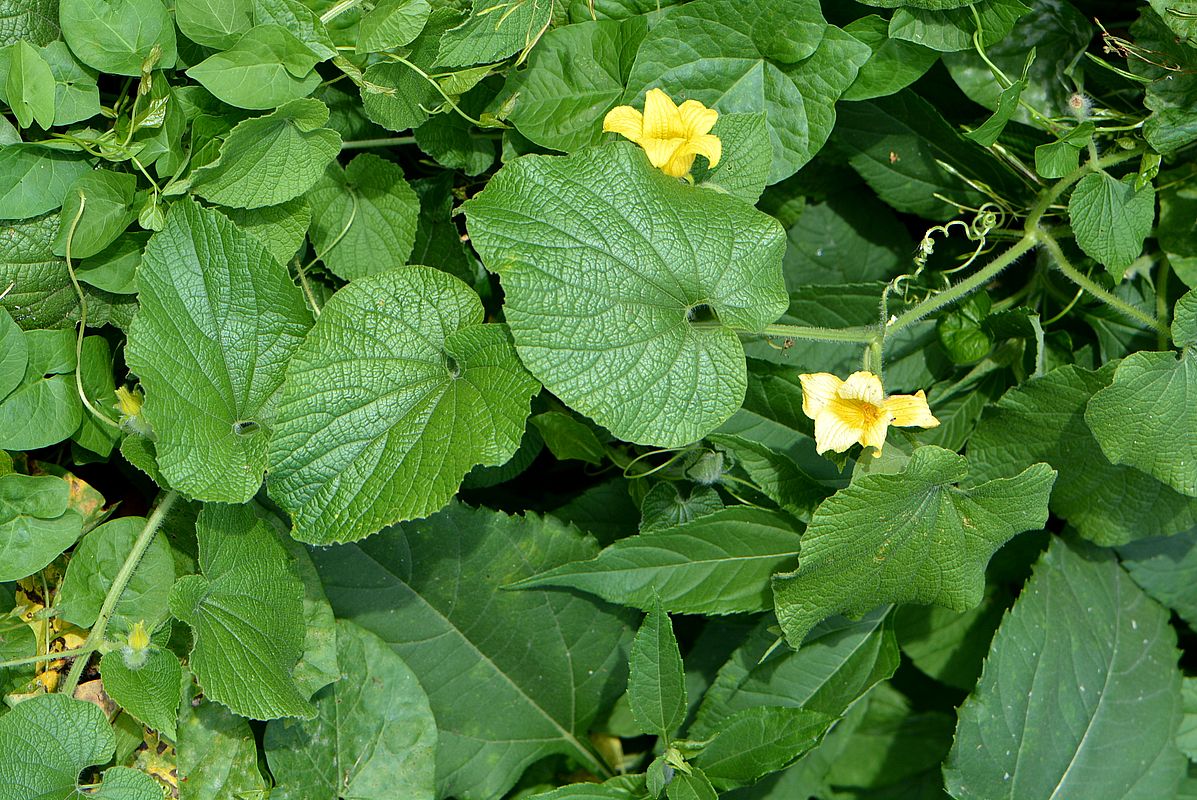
(945, 538), (1185, 799)
(268, 265), (539, 545)
(313, 503), (634, 800)
(1086, 350), (1197, 497)
(305, 153), (420, 281)
(772, 447), (1055, 647)
(628, 597), (687, 739)
(126, 199), (313, 503)
(512, 506), (803, 615)
(264, 619), (437, 800)
(168, 503), (314, 720)
(968, 364), (1197, 545)
(464, 142), (787, 448)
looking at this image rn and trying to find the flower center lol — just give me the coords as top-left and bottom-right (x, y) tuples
(831, 397), (885, 428)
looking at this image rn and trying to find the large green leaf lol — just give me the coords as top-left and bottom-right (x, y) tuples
(357, 0), (430, 52)
(125, 199), (312, 503)
(841, 15), (939, 102)
(622, 0), (838, 183)
(0, 693), (161, 800)
(58, 0), (178, 76)
(513, 507), (803, 616)
(175, 0), (254, 49)
(689, 610), (898, 739)
(218, 197), (311, 266)
(464, 142), (787, 447)
(268, 266), (538, 544)
(177, 694), (269, 800)
(1069, 173), (1156, 274)
(189, 98), (342, 210)
(0, 473), (82, 582)
(888, 0), (1030, 52)
(503, 17), (648, 153)
(0, 307), (24, 398)
(0, 0), (59, 46)
(772, 447), (1055, 647)
(435, 0), (553, 67)
(313, 503), (634, 800)
(832, 91), (1021, 219)
(968, 364), (1197, 545)
(1118, 526), (1197, 631)
(1086, 348), (1197, 497)
(0, 145), (89, 219)
(57, 515), (174, 630)
(169, 503), (314, 720)
(187, 24), (323, 110)
(305, 153), (419, 281)
(264, 620), (437, 800)
(629, 597), (687, 739)
(944, 538), (1186, 799)
(359, 8), (457, 132)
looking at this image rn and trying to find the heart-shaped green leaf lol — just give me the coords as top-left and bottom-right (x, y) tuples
(464, 143), (787, 447)
(268, 265), (539, 544)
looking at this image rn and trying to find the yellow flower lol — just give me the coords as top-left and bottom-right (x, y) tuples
(603, 88), (722, 178)
(799, 371), (939, 457)
(127, 620), (151, 653)
(115, 386), (143, 417)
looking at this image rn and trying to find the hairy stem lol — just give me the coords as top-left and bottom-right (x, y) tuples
(0, 646), (97, 670)
(60, 491), (179, 696)
(886, 234), (1038, 337)
(1037, 229), (1170, 336)
(756, 323), (878, 344)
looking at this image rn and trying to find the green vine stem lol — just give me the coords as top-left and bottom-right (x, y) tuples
(885, 233), (1037, 337)
(64, 192), (121, 430)
(0, 645), (97, 670)
(1037, 228), (1170, 336)
(59, 490), (179, 696)
(755, 323), (878, 344)
(341, 136), (417, 150)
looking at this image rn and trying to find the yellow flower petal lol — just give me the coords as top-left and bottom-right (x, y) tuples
(681, 133), (722, 169)
(643, 88), (683, 141)
(884, 390), (940, 429)
(660, 143), (698, 178)
(603, 104), (644, 143)
(640, 136), (687, 172)
(839, 371), (886, 405)
(858, 416), (891, 455)
(799, 373), (843, 420)
(678, 99), (719, 137)
(813, 409), (864, 454)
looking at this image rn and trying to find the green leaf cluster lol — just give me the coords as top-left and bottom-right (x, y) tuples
(0, 2), (1194, 799)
